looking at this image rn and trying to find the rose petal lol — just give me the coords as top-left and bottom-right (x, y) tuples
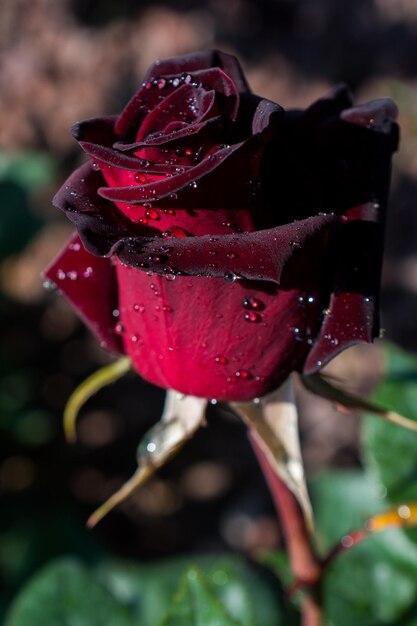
(303, 292), (375, 373)
(116, 66), (241, 138)
(112, 214), (338, 284)
(43, 233), (122, 353)
(341, 98), (398, 133)
(72, 115), (118, 145)
(144, 49), (251, 93)
(52, 162), (159, 255)
(97, 143), (245, 203)
(135, 83), (216, 142)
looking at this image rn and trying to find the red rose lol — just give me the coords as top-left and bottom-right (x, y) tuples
(45, 50), (398, 402)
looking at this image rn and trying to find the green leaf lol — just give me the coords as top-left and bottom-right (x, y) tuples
(0, 152), (56, 189)
(310, 471), (417, 625)
(363, 343), (417, 503)
(4, 559), (134, 626)
(97, 554), (282, 626)
(6, 554), (282, 626)
(160, 567), (242, 626)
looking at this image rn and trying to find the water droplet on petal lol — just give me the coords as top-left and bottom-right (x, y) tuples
(214, 355), (228, 365)
(146, 208), (160, 220)
(115, 323), (125, 335)
(244, 311), (262, 323)
(56, 269), (66, 280)
(171, 226), (188, 238)
(235, 369), (252, 380)
(91, 162), (100, 171)
(242, 297), (264, 310)
(43, 279), (57, 291)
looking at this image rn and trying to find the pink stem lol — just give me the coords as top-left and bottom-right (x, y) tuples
(250, 432), (323, 625)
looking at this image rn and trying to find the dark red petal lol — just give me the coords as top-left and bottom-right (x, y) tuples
(113, 214), (338, 284)
(115, 66), (240, 138)
(71, 115), (118, 145)
(98, 143), (243, 203)
(78, 141), (187, 174)
(52, 162), (159, 256)
(303, 98), (399, 371)
(112, 115), (224, 151)
(115, 264), (319, 401)
(43, 233), (123, 353)
(303, 292), (375, 373)
(135, 84), (216, 141)
(252, 98), (284, 134)
(341, 98), (398, 133)
(143, 49), (251, 93)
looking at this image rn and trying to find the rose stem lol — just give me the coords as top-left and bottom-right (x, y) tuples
(250, 433), (323, 626)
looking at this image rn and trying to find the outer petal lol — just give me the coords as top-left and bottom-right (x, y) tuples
(43, 234), (122, 353)
(303, 101), (399, 371)
(52, 162), (159, 256)
(112, 214), (338, 284)
(115, 264), (323, 401)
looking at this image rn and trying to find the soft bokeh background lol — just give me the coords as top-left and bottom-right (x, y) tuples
(1, 0), (417, 619)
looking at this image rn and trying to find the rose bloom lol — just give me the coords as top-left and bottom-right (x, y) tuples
(45, 50), (398, 402)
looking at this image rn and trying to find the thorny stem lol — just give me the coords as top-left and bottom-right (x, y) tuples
(250, 433), (323, 626)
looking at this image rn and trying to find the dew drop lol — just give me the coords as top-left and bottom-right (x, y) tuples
(157, 78), (166, 89)
(115, 323), (125, 335)
(69, 241), (81, 251)
(42, 279), (57, 291)
(163, 305), (173, 312)
(171, 226), (188, 238)
(56, 269), (66, 280)
(244, 311), (262, 323)
(91, 162), (100, 171)
(214, 355), (228, 365)
(112, 309), (120, 318)
(235, 369), (252, 380)
(242, 297), (264, 310)
(224, 271), (240, 283)
(83, 266), (93, 278)
(148, 254), (165, 264)
(67, 271), (78, 281)
(146, 208), (160, 220)
(133, 303), (145, 313)
(131, 334), (139, 343)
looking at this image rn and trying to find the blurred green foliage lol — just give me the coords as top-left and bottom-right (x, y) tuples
(0, 151), (55, 260)
(5, 555), (283, 626)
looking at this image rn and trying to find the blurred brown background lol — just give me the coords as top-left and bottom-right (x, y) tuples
(1, 0), (417, 617)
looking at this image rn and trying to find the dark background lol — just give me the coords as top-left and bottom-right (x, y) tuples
(1, 0), (417, 618)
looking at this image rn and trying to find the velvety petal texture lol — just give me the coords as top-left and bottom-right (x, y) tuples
(47, 50), (399, 401)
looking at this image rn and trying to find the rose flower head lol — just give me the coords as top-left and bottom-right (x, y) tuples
(45, 50), (399, 403)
